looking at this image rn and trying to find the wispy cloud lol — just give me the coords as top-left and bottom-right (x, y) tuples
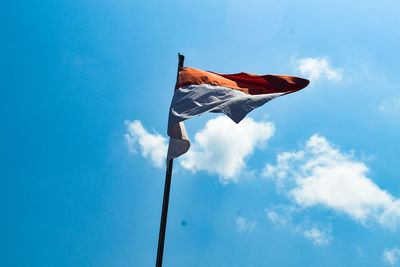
(263, 134), (400, 229)
(266, 206), (332, 246)
(236, 216), (256, 232)
(180, 116), (274, 183)
(301, 226), (332, 246)
(296, 57), (343, 82)
(383, 247), (400, 265)
(124, 120), (168, 168)
(379, 96), (400, 113)
(266, 210), (287, 227)
(266, 207), (293, 227)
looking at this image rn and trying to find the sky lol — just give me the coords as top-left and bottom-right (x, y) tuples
(2, 0), (400, 266)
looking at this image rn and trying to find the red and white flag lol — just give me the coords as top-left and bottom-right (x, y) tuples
(166, 67), (309, 161)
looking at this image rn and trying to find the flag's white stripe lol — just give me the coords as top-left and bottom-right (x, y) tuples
(168, 84), (284, 127)
(166, 122), (190, 161)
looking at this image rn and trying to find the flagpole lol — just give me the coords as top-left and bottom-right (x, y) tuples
(155, 53), (185, 267)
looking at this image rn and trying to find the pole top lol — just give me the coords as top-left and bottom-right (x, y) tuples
(178, 53), (185, 68)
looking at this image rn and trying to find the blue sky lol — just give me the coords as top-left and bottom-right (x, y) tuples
(2, 0), (400, 266)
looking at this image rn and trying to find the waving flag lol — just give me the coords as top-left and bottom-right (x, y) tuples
(166, 67), (309, 161)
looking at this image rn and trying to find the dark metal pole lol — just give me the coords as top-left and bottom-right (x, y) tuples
(156, 53), (185, 267)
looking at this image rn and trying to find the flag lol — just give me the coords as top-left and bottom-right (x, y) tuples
(166, 67), (310, 161)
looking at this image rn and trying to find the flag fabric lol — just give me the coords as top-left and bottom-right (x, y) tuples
(166, 121), (190, 161)
(166, 67), (310, 161)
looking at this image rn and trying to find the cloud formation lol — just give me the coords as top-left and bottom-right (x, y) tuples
(125, 116), (274, 182)
(266, 206), (332, 246)
(263, 134), (400, 229)
(301, 226), (332, 246)
(236, 216), (256, 232)
(266, 210), (288, 227)
(296, 57), (343, 81)
(124, 120), (168, 168)
(180, 116), (275, 183)
(383, 247), (400, 265)
(379, 96), (400, 113)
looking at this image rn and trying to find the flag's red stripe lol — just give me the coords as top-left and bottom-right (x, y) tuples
(176, 67), (309, 95)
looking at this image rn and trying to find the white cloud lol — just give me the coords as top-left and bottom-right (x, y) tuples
(236, 216), (256, 232)
(302, 226), (332, 246)
(180, 116), (275, 183)
(383, 247), (400, 265)
(263, 134), (400, 229)
(296, 57), (343, 81)
(266, 210), (287, 226)
(124, 120), (168, 168)
(124, 116), (274, 182)
(266, 206), (333, 246)
(266, 207), (294, 227)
